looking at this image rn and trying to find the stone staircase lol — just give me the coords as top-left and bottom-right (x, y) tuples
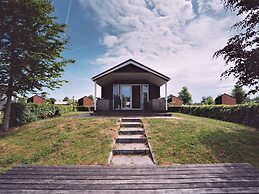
(111, 118), (155, 165)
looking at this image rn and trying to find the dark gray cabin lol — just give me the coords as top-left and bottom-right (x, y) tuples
(91, 59), (170, 112)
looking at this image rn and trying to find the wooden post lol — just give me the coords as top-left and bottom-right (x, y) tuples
(165, 82), (168, 111)
(94, 81), (97, 111)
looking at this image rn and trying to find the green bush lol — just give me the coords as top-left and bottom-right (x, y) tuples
(10, 103), (74, 127)
(168, 104), (259, 127)
(77, 106), (94, 112)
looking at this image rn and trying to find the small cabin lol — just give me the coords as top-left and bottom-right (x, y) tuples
(215, 93), (236, 105)
(170, 96), (183, 106)
(91, 59), (170, 112)
(78, 96), (93, 107)
(27, 95), (46, 104)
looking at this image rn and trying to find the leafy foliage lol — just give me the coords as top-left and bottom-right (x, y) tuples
(88, 95), (94, 101)
(168, 104), (259, 127)
(0, 0), (74, 130)
(201, 96), (214, 105)
(9, 103), (74, 127)
(178, 87), (192, 105)
(214, 0), (259, 94)
(77, 106), (94, 112)
(231, 84), (249, 103)
(46, 97), (56, 104)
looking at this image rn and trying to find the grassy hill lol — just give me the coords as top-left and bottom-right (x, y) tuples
(145, 113), (259, 167)
(0, 116), (118, 173)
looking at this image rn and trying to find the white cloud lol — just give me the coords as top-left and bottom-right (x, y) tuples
(79, 0), (241, 102)
(102, 34), (119, 48)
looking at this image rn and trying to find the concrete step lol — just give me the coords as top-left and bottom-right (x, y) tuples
(120, 122), (143, 128)
(113, 143), (150, 155)
(116, 135), (146, 143)
(119, 128), (144, 135)
(121, 118), (142, 123)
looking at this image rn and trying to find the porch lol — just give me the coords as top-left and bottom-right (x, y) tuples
(94, 98), (168, 112)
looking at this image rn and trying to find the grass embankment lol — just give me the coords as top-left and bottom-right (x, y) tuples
(0, 117), (118, 173)
(145, 113), (259, 167)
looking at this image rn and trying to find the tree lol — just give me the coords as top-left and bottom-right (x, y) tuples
(40, 92), (48, 99)
(214, 0), (259, 94)
(231, 85), (249, 104)
(88, 95), (94, 101)
(251, 96), (259, 103)
(63, 96), (70, 101)
(178, 87), (192, 105)
(0, 0), (74, 131)
(17, 97), (27, 104)
(201, 96), (214, 105)
(47, 98), (56, 104)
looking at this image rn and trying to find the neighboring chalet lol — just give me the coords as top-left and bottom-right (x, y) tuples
(27, 95), (46, 104)
(215, 93), (236, 105)
(78, 96), (93, 107)
(170, 96), (183, 106)
(91, 59), (170, 112)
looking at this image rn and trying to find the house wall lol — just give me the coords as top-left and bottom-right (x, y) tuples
(101, 81), (160, 101)
(170, 96), (183, 106)
(28, 96), (46, 104)
(222, 95), (236, 105)
(215, 94), (236, 105)
(78, 97), (93, 107)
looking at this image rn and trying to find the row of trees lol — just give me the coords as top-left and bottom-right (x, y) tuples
(169, 85), (258, 105)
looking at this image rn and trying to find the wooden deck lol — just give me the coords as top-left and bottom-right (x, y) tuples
(0, 163), (258, 193)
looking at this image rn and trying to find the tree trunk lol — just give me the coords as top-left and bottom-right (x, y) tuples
(2, 94), (12, 131)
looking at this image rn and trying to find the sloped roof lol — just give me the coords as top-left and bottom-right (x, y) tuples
(91, 59), (170, 86)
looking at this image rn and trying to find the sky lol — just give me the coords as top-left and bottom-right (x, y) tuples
(48, 0), (246, 102)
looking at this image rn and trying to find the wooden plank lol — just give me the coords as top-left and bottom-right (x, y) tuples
(0, 177), (258, 185)
(13, 163), (255, 171)
(1, 188), (259, 194)
(0, 181), (259, 190)
(1, 164), (258, 192)
(1, 173), (259, 180)
(4, 168), (258, 176)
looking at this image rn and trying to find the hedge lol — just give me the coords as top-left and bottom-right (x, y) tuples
(9, 103), (74, 127)
(76, 106), (94, 112)
(168, 104), (259, 127)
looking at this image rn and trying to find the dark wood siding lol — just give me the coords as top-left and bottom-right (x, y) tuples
(149, 83), (160, 100)
(101, 83), (113, 100)
(113, 64), (147, 73)
(101, 81), (160, 101)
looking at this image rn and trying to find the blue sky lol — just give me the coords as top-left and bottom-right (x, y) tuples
(48, 0), (245, 102)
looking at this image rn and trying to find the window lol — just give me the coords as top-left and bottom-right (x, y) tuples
(143, 84), (149, 103)
(113, 84), (120, 110)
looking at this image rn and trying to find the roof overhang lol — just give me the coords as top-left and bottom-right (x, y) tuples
(92, 59), (170, 87)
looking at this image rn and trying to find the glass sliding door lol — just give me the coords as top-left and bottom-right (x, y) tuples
(113, 84), (149, 110)
(113, 84), (120, 110)
(121, 85), (131, 109)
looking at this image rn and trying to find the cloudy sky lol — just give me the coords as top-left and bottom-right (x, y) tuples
(50, 0), (243, 102)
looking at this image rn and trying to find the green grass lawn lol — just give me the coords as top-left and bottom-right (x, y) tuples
(0, 116), (118, 173)
(144, 113), (259, 167)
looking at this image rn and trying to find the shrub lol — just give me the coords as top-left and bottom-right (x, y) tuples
(77, 106), (94, 112)
(9, 103), (74, 127)
(168, 103), (259, 127)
